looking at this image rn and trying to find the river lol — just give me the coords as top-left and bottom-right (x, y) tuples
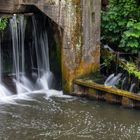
(0, 91), (139, 140)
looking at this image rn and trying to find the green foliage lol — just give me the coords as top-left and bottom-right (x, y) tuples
(120, 61), (140, 79)
(0, 17), (8, 31)
(102, 53), (115, 67)
(102, 0), (140, 53)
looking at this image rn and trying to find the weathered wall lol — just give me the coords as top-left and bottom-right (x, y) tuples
(0, 0), (18, 13)
(61, 0), (101, 93)
(0, 0), (101, 93)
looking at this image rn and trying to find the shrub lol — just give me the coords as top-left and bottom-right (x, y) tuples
(101, 0), (140, 54)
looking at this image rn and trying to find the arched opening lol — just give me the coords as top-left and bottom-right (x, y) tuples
(0, 8), (63, 93)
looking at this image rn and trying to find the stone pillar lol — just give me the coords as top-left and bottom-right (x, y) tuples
(62, 0), (101, 93)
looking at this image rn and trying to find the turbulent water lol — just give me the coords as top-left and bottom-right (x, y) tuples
(0, 94), (140, 140)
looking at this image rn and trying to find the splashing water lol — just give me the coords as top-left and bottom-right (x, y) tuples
(9, 14), (53, 94)
(32, 16), (53, 90)
(104, 73), (122, 87)
(0, 14), (66, 102)
(10, 14), (32, 94)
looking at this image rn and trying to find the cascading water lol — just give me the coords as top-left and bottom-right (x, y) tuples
(105, 73), (138, 93)
(0, 33), (11, 97)
(129, 83), (136, 92)
(9, 14), (53, 94)
(104, 73), (122, 87)
(10, 14), (32, 94)
(32, 16), (53, 90)
(110, 73), (122, 87)
(104, 73), (115, 86)
(0, 14), (69, 102)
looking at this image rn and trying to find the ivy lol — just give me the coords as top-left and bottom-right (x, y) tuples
(102, 0), (140, 54)
(0, 17), (8, 31)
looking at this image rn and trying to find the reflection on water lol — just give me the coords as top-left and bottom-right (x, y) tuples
(0, 92), (140, 140)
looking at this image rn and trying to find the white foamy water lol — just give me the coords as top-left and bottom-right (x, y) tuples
(0, 14), (68, 103)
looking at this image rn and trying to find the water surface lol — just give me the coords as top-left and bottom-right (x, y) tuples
(0, 92), (140, 140)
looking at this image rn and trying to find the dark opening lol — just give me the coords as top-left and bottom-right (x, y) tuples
(1, 9), (63, 91)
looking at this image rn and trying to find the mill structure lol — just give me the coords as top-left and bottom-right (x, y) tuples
(0, 0), (101, 93)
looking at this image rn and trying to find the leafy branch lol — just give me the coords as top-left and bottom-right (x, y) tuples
(102, 0), (140, 54)
(0, 17), (8, 31)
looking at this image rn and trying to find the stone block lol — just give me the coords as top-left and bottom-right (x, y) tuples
(105, 93), (121, 104)
(122, 97), (135, 108)
(88, 88), (104, 100)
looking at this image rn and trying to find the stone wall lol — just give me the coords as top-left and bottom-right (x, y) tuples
(0, 0), (18, 13)
(61, 0), (101, 93)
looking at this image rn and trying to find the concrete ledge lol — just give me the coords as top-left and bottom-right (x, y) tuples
(74, 79), (140, 109)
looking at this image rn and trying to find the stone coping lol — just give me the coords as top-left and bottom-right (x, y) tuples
(75, 79), (140, 102)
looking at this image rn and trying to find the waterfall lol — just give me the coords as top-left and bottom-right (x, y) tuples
(0, 30), (11, 96)
(10, 14), (32, 94)
(121, 77), (127, 89)
(104, 73), (122, 87)
(0, 13), (55, 99)
(32, 16), (41, 78)
(9, 14), (53, 94)
(104, 73), (115, 86)
(129, 83), (136, 93)
(110, 73), (122, 87)
(32, 16), (53, 90)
